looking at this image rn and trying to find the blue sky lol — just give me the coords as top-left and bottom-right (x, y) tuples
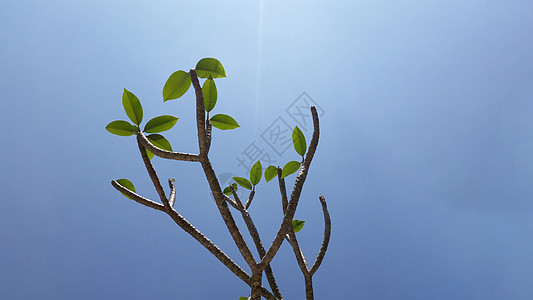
(1, 0), (533, 299)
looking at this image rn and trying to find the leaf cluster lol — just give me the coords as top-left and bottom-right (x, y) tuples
(106, 58), (241, 164)
(162, 58), (238, 130)
(224, 125), (310, 238)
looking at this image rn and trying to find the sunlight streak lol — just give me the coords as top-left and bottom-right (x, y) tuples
(255, 0), (265, 130)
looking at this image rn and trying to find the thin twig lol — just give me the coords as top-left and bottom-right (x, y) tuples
(224, 194), (240, 210)
(278, 169), (310, 275)
(111, 180), (165, 211)
(277, 167), (288, 213)
(244, 190), (255, 210)
(205, 117), (212, 153)
(309, 194), (331, 276)
(137, 135), (169, 208)
(286, 231), (309, 274)
(230, 185), (245, 210)
(168, 178), (176, 208)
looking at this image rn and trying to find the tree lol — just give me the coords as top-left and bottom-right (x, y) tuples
(106, 58), (330, 299)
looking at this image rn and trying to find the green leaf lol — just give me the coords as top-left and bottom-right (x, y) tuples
(146, 149), (154, 160)
(233, 177), (252, 190)
(163, 70), (191, 101)
(145, 134), (172, 160)
(282, 161), (301, 178)
(106, 120), (135, 136)
(249, 160), (262, 186)
(147, 134), (173, 151)
(292, 125), (307, 157)
(202, 76), (217, 112)
(292, 219), (305, 233)
(210, 114), (240, 130)
(223, 183), (238, 195)
(196, 58), (226, 78)
(122, 89), (143, 125)
(239, 297), (249, 300)
(144, 115), (179, 133)
(264, 165), (278, 182)
(116, 178), (136, 199)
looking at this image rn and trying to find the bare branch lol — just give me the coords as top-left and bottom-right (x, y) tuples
(137, 132), (201, 162)
(205, 117), (212, 153)
(231, 186), (283, 299)
(250, 269), (263, 300)
(168, 178), (176, 208)
(230, 185), (245, 210)
(244, 190), (255, 210)
(137, 135), (169, 208)
(277, 167), (289, 213)
(224, 194), (240, 210)
(261, 288), (278, 300)
(190, 69), (257, 269)
(304, 276), (314, 300)
(111, 180), (165, 211)
(286, 229), (309, 275)
(190, 69), (208, 156)
(199, 155), (257, 268)
(260, 106), (320, 270)
(309, 194), (331, 276)
(277, 165), (310, 275)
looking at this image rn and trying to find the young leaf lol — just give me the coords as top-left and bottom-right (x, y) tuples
(292, 125), (307, 157)
(281, 161), (301, 178)
(249, 160), (262, 186)
(116, 178), (136, 199)
(163, 70), (191, 101)
(122, 89), (143, 125)
(292, 219), (305, 233)
(238, 297), (249, 300)
(223, 183), (238, 195)
(210, 114), (240, 130)
(106, 120), (135, 136)
(202, 76), (217, 112)
(144, 115), (179, 133)
(147, 134), (173, 152)
(196, 58), (226, 78)
(264, 165), (278, 182)
(233, 177), (252, 190)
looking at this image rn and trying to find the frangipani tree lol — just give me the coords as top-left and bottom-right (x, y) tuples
(106, 58), (330, 300)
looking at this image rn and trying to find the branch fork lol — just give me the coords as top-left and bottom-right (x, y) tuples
(111, 69), (330, 299)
